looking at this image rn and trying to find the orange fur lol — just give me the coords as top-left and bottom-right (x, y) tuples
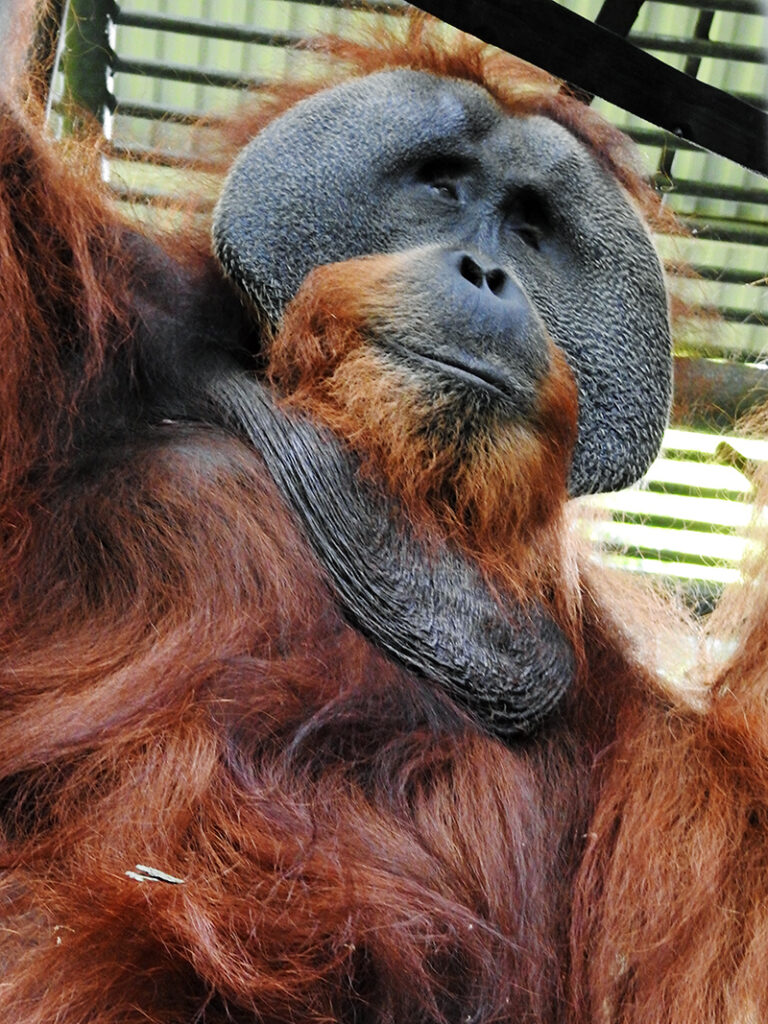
(268, 253), (578, 604)
(204, 13), (680, 242)
(0, 10), (766, 1024)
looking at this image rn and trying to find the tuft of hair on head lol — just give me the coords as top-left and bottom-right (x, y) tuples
(204, 11), (679, 238)
(267, 250), (579, 606)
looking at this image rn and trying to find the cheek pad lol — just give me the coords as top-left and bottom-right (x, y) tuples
(212, 70), (493, 321)
(212, 74), (672, 499)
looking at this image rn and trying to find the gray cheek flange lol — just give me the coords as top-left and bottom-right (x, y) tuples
(212, 70), (673, 500)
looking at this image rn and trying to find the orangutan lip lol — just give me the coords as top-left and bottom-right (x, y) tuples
(408, 348), (511, 400)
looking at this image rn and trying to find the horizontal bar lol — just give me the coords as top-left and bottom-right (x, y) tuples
(113, 100), (202, 124)
(683, 219), (768, 245)
(675, 346), (768, 364)
(627, 127), (700, 151)
(109, 141), (220, 170)
(112, 9), (768, 69)
(630, 32), (767, 64)
(686, 266), (767, 285)
(656, 0), (763, 12)
(643, 477), (750, 500)
(659, 451), (719, 466)
(109, 182), (214, 208)
(601, 510), (737, 534)
(269, 0), (403, 8)
(661, 178), (768, 204)
(597, 541), (736, 568)
(411, 0), (768, 175)
(112, 56), (265, 89)
(720, 308), (768, 325)
(674, 304), (768, 327)
(114, 12), (303, 49)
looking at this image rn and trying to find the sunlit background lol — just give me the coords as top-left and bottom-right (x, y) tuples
(48, 0), (768, 611)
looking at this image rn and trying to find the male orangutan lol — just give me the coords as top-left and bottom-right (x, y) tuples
(0, 7), (766, 1023)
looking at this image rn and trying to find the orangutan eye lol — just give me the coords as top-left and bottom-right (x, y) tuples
(504, 186), (550, 250)
(416, 156), (469, 202)
(429, 180), (459, 201)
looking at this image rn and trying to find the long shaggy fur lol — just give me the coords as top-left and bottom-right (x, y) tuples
(267, 252), (578, 600)
(0, 8), (767, 1024)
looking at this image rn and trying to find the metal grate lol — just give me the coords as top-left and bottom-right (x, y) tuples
(50, 0), (768, 603)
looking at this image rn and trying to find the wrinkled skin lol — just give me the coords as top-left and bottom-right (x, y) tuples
(215, 69), (671, 497)
(0, 66), (672, 739)
(1, 33), (714, 1024)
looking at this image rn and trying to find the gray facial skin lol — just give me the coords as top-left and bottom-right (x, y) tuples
(215, 69), (672, 497)
(211, 69), (672, 737)
(212, 373), (575, 738)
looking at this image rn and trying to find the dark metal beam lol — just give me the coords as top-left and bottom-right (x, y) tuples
(594, 0), (646, 37)
(30, 0), (68, 105)
(60, 0), (115, 128)
(411, 0), (768, 177)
